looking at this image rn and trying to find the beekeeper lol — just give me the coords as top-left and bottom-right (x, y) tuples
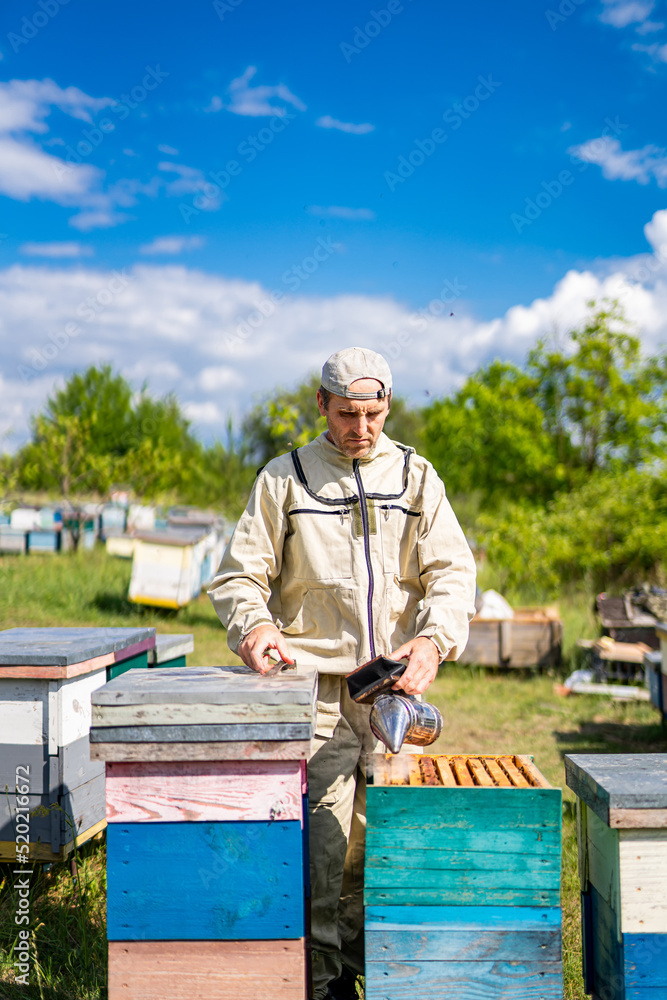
(208, 346), (476, 1000)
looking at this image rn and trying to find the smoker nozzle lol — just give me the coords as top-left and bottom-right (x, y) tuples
(369, 693), (443, 754)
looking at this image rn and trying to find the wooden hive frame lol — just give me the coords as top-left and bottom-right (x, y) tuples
(369, 753), (552, 788)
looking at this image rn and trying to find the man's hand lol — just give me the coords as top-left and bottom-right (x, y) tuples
(390, 636), (440, 696)
(238, 624), (294, 675)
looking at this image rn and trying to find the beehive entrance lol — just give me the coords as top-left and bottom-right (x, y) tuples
(369, 753), (551, 788)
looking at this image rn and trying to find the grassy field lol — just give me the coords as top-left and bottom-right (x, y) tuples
(1, 547), (666, 998)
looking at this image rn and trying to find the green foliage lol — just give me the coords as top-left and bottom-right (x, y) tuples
(477, 468), (667, 594)
(528, 300), (666, 473)
(423, 360), (564, 502)
(15, 365), (202, 501)
(242, 373), (327, 464)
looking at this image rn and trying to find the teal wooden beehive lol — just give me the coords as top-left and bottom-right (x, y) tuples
(365, 753), (563, 1000)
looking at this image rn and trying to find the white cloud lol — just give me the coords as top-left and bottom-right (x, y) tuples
(156, 161), (225, 209)
(3, 211), (667, 452)
(315, 115), (375, 135)
(636, 18), (665, 32)
(69, 209), (132, 231)
(19, 241), (93, 257)
(139, 236), (205, 255)
(644, 207), (667, 252)
(225, 66), (306, 117)
(199, 366), (239, 391)
(157, 143), (179, 155)
(632, 39), (667, 58)
(308, 205), (376, 221)
(569, 136), (667, 185)
(599, 0), (655, 27)
(0, 78), (215, 230)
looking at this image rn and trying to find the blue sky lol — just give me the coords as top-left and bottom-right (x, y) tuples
(1, 0), (667, 448)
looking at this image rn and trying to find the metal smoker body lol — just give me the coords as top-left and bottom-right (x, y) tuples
(369, 694), (443, 754)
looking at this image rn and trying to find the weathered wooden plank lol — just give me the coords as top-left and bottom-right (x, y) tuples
(365, 904), (562, 931)
(0, 689), (44, 745)
(586, 806), (620, 914)
(93, 664), (318, 706)
(90, 740), (312, 762)
(591, 883), (624, 1000)
(107, 821), (304, 940)
(619, 830), (667, 934)
(577, 798), (589, 889)
(365, 847), (560, 875)
(610, 808), (667, 829)
(499, 756), (530, 787)
(433, 757), (457, 786)
(54, 669), (108, 747)
(363, 960), (563, 999)
(468, 757), (495, 787)
(61, 734), (105, 790)
(366, 826), (562, 855)
(105, 760), (303, 823)
(90, 722), (313, 742)
(366, 787), (562, 831)
(366, 927), (562, 963)
(108, 939), (307, 1000)
(364, 886), (561, 907)
(92, 701), (313, 726)
(0, 653), (114, 680)
(624, 933), (667, 990)
(365, 866), (559, 891)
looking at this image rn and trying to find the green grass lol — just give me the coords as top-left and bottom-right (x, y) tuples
(1, 547), (666, 998)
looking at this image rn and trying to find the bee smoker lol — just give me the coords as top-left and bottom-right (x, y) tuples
(369, 694), (443, 754)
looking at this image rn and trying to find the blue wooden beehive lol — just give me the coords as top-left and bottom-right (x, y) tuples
(565, 753), (667, 1000)
(365, 752), (562, 999)
(91, 664), (317, 1000)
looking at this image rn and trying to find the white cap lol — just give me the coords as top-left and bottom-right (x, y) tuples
(321, 347), (392, 400)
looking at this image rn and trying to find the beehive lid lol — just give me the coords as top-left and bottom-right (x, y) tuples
(0, 626), (156, 666)
(368, 753), (552, 788)
(92, 664), (317, 706)
(565, 753), (667, 827)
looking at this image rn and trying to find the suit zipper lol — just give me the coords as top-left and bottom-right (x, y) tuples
(353, 459), (376, 659)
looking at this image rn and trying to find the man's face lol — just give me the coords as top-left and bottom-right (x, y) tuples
(317, 378), (390, 458)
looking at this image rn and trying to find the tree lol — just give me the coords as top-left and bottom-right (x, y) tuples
(422, 360), (564, 503)
(16, 365), (201, 500)
(528, 300), (667, 473)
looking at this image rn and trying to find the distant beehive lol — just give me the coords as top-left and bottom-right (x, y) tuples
(365, 753), (563, 1000)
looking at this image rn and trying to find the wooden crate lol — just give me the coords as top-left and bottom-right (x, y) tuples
(0, 627), (155, 861)
(95, 664), (316, 1000)
(365, 753), (562, 1000)
(565, 753), (667, 1000)
(459, 608), (562, 668)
